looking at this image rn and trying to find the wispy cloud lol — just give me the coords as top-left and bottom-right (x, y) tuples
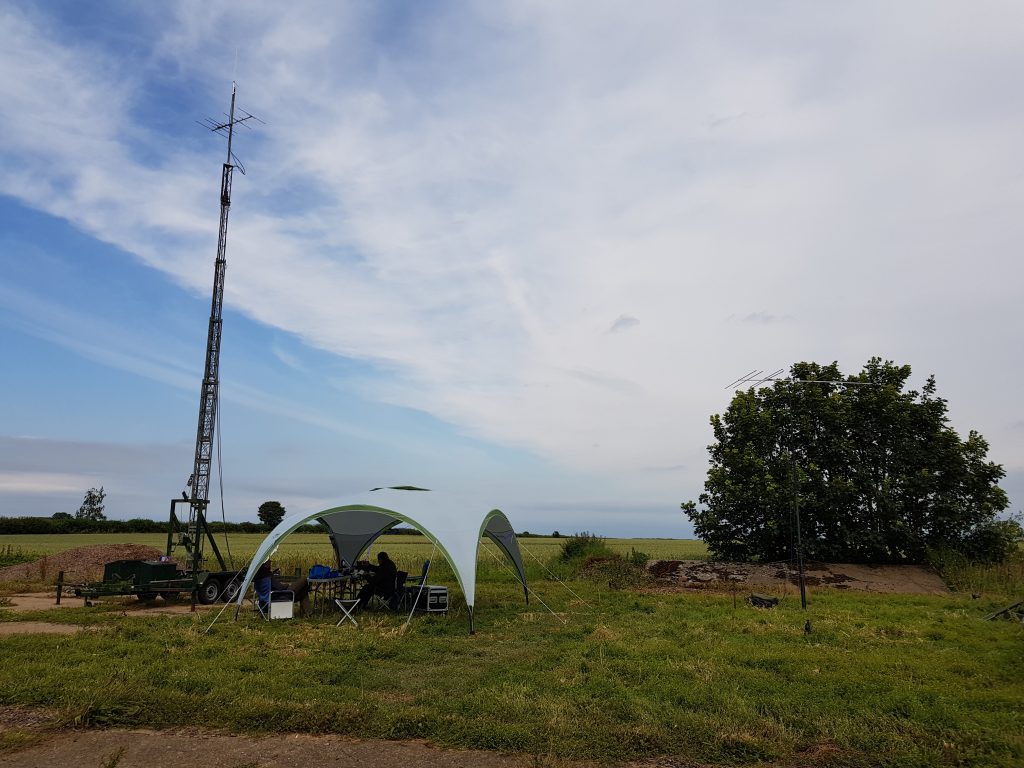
(608, 315), (640, 334)
(0, 471), (95, 494)
(2, 1), (1024, 520)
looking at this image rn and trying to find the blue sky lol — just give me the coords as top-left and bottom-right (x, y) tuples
(1, 1), (1022, 536)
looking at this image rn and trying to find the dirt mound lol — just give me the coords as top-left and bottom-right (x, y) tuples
(649, 560), (948, 595)
(0, 545), (164, 584)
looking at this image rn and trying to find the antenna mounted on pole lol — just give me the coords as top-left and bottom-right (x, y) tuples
(723, 366), (883, 614)
(170, 83), (262, 588)
(196, 81), (264, 175)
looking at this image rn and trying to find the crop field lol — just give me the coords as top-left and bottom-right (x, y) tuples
(0, 533), (709, 575)
(1, 535), (1022, 767)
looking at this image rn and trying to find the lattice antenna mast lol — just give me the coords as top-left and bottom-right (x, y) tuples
(179, 83), (261, 575)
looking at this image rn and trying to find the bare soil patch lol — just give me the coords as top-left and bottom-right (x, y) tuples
(0, 729), (548, 768)
(0, 545), (164, 584)
(649, 560), (947, 595)
(0, 710), (614, 768)
(1, 591), (217, 615)
(0, 725), (725, 768)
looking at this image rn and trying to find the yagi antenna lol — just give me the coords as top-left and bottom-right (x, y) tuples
(196, 81), (264, 174)
(725, 368), (785, 390)
(725, 368), (883, 391)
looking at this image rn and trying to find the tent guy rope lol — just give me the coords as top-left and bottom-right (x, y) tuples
(482, 543), (566, 624)
(517, 541), (594, 608)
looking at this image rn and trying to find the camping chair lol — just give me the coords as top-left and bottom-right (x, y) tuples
(371, 571), (408, 612)
(252, 576), (271, 619)
(253, 588), (295, 621)
(406, 560), (430, 587)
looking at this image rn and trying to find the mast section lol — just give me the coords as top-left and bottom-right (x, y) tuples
(181, 83), (258, 573)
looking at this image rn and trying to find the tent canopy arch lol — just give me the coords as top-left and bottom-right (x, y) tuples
(232, 489), (528, 633)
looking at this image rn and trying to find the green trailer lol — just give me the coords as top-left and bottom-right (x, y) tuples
(74, 558), (240, 604)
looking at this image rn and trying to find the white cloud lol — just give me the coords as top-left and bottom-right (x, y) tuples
(2, 1), (1023, 520)
(0, 472), (94, 494)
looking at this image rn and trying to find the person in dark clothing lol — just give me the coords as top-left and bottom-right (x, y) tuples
(356, 552), (398, 609)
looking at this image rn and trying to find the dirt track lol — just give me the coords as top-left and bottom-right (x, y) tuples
(0, 727), (556, 768)
(0, 708), (703, 768)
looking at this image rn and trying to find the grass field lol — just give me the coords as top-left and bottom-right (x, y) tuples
(0, 534), (709, 586)
(0, 533), (710, 560)
(2, 580), (1022, 766)
(1, 534), (1021, 766)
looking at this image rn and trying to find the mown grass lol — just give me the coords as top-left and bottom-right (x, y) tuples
(2, 534), (1022, 765)
(1, 572), (1023, 766)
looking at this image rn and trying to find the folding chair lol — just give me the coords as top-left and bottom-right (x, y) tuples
(335, 597), (360, 627)
(253, 588), (294, 621)
(406, 560), (430, 587)
(370, 571), (408, 611)
(252, 577), (272, 619)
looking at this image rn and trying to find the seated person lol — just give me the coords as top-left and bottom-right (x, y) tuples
(253, 560), (311, 616)
(254, 560), (273, 613)
(356, 551), (398, 609)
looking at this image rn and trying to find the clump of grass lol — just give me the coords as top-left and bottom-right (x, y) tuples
(558, 532), (613, 565)
(556, 534), (650, 589)
(0, 545), (37, 568)
(931, 548), (1024, 598)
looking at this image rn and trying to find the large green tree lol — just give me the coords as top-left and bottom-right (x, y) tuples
(682, 359), (1014, 563)
(257, 500), (286, 528)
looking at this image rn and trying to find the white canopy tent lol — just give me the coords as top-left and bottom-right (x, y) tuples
(232, 488), (529, 633)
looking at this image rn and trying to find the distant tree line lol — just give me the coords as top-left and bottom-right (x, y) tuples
(0, 516), (326, 536)
(0, 516), (567, 538)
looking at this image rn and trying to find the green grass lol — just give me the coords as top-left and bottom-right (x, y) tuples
(933, 550), (1024, 599)
(0, 545), (36, 567)
(2, 533), (1021, 765)
(0, 582), (1021, 766)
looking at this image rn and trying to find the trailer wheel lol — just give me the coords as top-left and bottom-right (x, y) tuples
(221, 578), (241, 602)
(197, 578), (221, 605)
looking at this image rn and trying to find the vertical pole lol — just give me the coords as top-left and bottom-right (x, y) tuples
(56, 571), (64, 605)
(794, 471), (807, 610)
(788, 381), (807, 610)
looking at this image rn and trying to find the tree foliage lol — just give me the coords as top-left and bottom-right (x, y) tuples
(683, 359), (1014, 564)
(257, 500), (286, 528)
(76, 487), (107, 521)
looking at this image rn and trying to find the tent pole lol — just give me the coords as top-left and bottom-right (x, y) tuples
(468, 606), (475, 635)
